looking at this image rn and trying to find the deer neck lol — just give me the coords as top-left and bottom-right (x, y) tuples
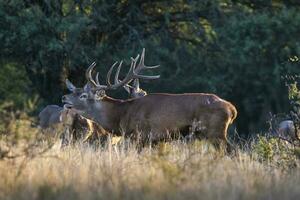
(87, 96), (127, 132)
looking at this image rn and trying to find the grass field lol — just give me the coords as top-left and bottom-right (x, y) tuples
(0, 133), (299, 200)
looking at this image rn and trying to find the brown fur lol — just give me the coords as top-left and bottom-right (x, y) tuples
(38, 105), (108, 144)
(63, 91), (238, 148)
(40, 83), (147, 145)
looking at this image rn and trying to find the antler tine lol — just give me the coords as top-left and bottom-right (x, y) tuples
(85, 62), (107, 89)
(117, 56), (140, 91)
(138, 48), (160, 70)
(95, 72), (100, 85)
(106, 61), (119, 86)
(132, 48), (160, 80)
(106, 49), (160, 90)
(85, 62), (98, 87)
(121, 55), (141, 91)
(106, 56), (139, 90)
(95, 72), (108, 88)
(113, 61), (124, 85)
(113, 56), (139, 86)
(126, 54), (140, 84)
(109, 55), (139, 86)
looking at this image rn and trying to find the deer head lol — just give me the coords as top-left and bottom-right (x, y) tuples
(123, 79), (147, 98)
(62, 48), (159, 120)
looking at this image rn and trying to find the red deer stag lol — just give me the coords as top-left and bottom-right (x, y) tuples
(39, 60), (154, 144)
(62, 49), (237, 150)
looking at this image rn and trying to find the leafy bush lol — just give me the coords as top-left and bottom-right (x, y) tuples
(0, 62), (31, 109)
(287, 77), (300, 131)
(252, 135), (298, 170)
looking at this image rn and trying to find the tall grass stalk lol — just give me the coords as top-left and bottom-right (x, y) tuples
(0, 137), (299, 200)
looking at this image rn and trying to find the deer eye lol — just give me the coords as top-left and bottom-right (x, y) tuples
(79, 93), (88, 100)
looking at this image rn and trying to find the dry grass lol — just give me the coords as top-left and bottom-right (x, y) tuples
(0, 135), (299, 200)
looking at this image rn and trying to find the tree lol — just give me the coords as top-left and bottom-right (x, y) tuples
(0, 0), (300, 135)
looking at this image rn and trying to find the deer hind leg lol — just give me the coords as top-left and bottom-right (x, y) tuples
(206, 114), (233, 154)
(129, 128), (148, 152)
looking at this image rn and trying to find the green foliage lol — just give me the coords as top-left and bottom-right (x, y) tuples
(0, 0), (300, 134)
(0, 62), (36, 133)
(0, 62), (31, 108)
(288, 80), (300, 102)
(286, 76), (300, 139)
(253, 136), (298, 169)
(214, 8), (300, 133)
(253, 136), (277, 161)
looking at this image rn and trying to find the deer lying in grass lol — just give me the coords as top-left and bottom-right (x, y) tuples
(62, 49), (237, 151)
(39, 70), (153, 145)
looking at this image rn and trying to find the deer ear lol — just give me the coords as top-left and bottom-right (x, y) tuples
(133, 79), (140, 90)
(66, 79), (76, 92)
(123, 84), (131, 94)
(83, 83), (92, 93)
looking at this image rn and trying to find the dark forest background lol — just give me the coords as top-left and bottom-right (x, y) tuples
(0, 0), (300, 135)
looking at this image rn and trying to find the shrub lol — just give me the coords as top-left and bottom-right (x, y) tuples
(252, 135), (298, 170)
(287, 76), (300, 139)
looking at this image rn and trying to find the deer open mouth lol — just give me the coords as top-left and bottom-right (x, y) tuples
(62, 101), (73, 109)
(64, 104), (73, 109)
(63, 104), (73, 109)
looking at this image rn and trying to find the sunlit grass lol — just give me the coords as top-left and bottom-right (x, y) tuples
(0, 135), (299, 200)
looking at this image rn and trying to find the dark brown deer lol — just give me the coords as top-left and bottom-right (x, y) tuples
(62, 49), (237, 150)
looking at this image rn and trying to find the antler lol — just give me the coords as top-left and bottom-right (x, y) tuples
(86, 48), (160, 91)
(106, 60), (126, 87)
(114, 56), (140, 94)
(107, 54), (139, 87)
(106, 48), (160, 90)
(119, 56), (141, 92)
(85, 62), (107, 89)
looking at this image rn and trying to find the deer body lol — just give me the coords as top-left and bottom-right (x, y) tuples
(38, 105), (65, 129)
(66, 92), (237, 144)
(122, 93), (236, 137)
